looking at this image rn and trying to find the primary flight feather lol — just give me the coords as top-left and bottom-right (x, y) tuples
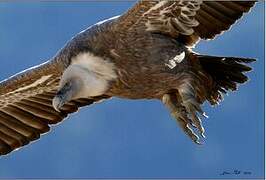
(0, 0), (256, 155)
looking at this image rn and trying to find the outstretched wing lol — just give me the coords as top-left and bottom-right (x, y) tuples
(0, 59), (109, 156)
(115, 0), (256, 46)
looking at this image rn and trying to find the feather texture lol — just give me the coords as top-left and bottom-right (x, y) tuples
(116, 0), (256, 46)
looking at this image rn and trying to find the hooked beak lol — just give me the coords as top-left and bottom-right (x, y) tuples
(52, 82), (73, 112)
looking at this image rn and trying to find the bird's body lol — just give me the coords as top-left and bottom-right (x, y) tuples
(0, 0), (257, 155)
(55, 18), (203, 100)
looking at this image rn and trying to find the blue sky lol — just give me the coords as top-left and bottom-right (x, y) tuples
(0, 1), (264, 179)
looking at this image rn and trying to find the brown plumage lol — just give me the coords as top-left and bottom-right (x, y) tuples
(0, 0), (256, 155)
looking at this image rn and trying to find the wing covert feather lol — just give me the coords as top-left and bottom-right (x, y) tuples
(115, 0), (256, 46)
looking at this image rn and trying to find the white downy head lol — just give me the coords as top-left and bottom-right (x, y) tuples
(53, 52), (117, 111)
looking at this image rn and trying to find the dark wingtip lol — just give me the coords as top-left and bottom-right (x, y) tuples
(237, 58), (256, 72)
(232, 57), (257, 63)
(242, 58), (257, 63)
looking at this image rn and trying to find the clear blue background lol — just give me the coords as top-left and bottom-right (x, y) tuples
(0, 1), (264, 179)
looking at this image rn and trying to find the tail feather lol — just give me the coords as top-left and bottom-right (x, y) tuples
(198, 55), (255, 105)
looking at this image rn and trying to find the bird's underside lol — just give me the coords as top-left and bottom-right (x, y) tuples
(0, 0), (257, 156)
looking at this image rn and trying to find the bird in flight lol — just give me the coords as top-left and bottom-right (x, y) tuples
(0, 0), (257, 156)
